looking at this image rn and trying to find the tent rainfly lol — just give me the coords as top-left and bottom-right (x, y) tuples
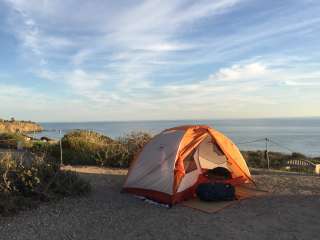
(122, 125), (253, 205)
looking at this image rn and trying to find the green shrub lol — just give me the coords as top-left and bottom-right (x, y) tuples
(47, 170), (91, 196)
(31, 141), (52, 153)
(117, 131), (152, 167)
(0, 153), (58, 196)
(242, 150), (319, 170)
(62, 130), (113, 147)
(59, 130), (114, 165)
(0, 152), (90, 215)
(0, 153), (19, 193)
(119, 132), (151, 158)
(0, 132), (33, 149)
(242, 150), (293, 168)
(96, 131), (152, 168)
(241, 150), (266, 168)
(96, 143), (130, 168)
(58, 130), (152, 168)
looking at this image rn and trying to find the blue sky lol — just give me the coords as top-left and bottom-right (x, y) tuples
(0, 0), (320, 121)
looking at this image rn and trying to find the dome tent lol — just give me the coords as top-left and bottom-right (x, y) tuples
(123, 125), (253, 205)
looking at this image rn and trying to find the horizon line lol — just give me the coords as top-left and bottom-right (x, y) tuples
(37, 116), (320, 124)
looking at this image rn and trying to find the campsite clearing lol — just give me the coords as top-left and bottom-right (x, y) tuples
(0, 166), (319, 240)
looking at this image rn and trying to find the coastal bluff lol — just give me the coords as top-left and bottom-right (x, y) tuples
(0, 119), (43, 133)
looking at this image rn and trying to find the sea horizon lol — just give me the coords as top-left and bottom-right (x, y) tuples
(33, 117), (320, 157)
(37, 116), (320, 124)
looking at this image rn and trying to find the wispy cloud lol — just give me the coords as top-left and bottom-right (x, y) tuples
(1, 0), (320, 120)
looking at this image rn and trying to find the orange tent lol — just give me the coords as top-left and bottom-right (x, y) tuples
(123, 125), (253, 205)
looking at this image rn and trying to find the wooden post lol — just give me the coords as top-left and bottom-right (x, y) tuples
(266, 138), (270, 169)
(59, 130), (63, 166)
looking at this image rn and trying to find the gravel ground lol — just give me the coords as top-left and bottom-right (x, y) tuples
(1, 166), (320, 240)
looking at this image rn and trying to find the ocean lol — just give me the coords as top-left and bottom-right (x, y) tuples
(34, 118), (320, 157)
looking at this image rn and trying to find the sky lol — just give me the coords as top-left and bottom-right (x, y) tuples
(0, 0), (320, 122)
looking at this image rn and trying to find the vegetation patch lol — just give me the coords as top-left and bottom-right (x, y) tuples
(58, 130), (152, 168)
(58, 130), (114, 165)
(0, 152), (90, 216)
(242, 150), (320, 170)
(0, 132), (33, 149)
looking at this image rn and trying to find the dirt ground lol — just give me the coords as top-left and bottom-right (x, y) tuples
(0, 166), (320, 240)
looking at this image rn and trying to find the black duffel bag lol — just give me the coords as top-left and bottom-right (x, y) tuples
(196, 183), (235, 201)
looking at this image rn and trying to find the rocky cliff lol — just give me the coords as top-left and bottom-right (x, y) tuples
(0, 121), (43, 133)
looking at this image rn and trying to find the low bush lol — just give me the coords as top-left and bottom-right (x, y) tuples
(0, 132), (33, 149)
(241, 150), (266, 168)
(47, 170), (91, 196)
(59, 130), (152, 168)
(96, 143), (129, 168)
(0, 152), (90, 216)
(96, 131), (152, 168)
(118, 131), (152, 165)
(63, 130), (114, 146)
(31, 141), (52, 153)
(59, 130), (114, 165)
(242, 150), (315, 169)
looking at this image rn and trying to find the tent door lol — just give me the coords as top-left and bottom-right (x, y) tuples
(177, 149), (201, 193)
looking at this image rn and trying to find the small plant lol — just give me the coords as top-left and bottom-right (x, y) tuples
(47, 170), (91, 196)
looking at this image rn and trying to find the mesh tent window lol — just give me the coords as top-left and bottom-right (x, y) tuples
(183, 149), (198, 173)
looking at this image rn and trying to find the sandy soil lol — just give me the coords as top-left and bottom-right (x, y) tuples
(0, 166), (320, 240)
